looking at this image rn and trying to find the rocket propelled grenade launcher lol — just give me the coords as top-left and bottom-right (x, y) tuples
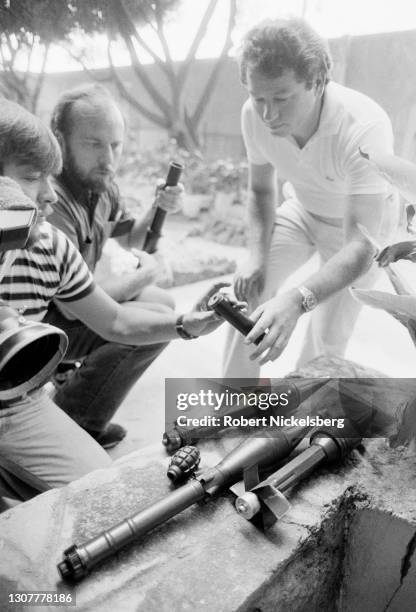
(142, 161), (184, 255)
(58, 428), (306, 582)
(235, 424), (362, 529)
(162, 377), (329, 452)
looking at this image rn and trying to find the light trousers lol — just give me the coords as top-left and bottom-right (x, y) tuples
(223, 198), (398, 378)
(0, 389), (111, 502)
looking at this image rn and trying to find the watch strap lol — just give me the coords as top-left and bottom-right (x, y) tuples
(175, 314), (198, 340)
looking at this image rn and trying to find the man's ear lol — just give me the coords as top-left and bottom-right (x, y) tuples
(54, 130), (66, 153)
(315, 78), (325, 97)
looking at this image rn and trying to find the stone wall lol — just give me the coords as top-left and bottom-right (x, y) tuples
(36, 29), (416, 159)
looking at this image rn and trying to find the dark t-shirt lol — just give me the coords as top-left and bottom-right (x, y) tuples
(49, 172), (135, 272)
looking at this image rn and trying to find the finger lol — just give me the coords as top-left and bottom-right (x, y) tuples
(209, 281), (231, 293)
(255, 275), (265, 296)
(247, 305), (265, 325)
(245, 319), (272, 347)
(259, 333), (289, 364)
(247, 323), (277, 357)
(199, 311), (221, 323)
(196, 282), (231, 311)
(131, 248), (145, 258)
(164, 184), (184, 195)
(375, 246), (390, 264)
(377, 251), (394, 266)
(203, 281), (231, 303)
(404, 249), (416, 262)
(234, 281), (246, 302)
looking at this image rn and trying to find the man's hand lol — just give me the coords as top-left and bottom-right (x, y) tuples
(155, 181), (184, 214)
(180, 281), (231, 337)
(192, 281), (231, 312)
(131, 249), (160, 282)
(182, 310), (224, 337)
(376, 241), (416, 266)
(234, 259), (266, 301)
(243, 290), (303, 364)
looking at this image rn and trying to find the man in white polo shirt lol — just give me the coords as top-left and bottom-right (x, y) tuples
(223, 18), (399, 377)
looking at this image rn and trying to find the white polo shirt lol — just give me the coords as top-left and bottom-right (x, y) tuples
(242, 81), (394, 219)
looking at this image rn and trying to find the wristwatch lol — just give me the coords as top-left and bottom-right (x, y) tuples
(298, 286), (318, 312)
(175, 314), (198, 340)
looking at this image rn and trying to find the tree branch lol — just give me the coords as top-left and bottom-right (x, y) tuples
(177, 0), (218, 90)
(63, 43), (111, 83)
(191, 0), (237, 128)
(154, 9), (177, 91)
(111, 0), (172, 117)
(120, 1), (166, 69)
(31, 42), (50, 113)
(107, 40), (168, 128)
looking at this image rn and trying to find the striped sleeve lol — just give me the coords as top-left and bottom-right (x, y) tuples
(52, 227), (95, 302)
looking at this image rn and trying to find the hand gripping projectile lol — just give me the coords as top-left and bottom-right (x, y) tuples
(162, 377), (329, 452)
(141, 161), (184, 255)
(57, 427), (306, 582)
(207, 292), (265, 343)
(234, 423), (362, 529)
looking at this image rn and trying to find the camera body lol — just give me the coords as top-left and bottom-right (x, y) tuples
(0, 207), (37, 251)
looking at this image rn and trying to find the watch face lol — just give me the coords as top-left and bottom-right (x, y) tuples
(299, 287), (317, 311)
(304, 294), (316, 311)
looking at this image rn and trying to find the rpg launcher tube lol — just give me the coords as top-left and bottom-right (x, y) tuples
(142, 161), (184, 254)
(58, 428), (304, 582)
(162, 377), (328, 451)
(207, 292), (265, 345)
(235, 424), (362, 527)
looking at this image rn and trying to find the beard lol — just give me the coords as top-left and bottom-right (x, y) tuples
(64, 149), (114, 194)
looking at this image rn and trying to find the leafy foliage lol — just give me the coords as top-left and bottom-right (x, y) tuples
(119, 136), (247, 196)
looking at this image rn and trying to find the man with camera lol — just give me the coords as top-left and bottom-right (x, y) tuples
(0, 99), (224, 503)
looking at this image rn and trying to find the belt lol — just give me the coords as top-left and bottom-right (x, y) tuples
(0, 396), (26, 409)
(0, 389), (42, 409)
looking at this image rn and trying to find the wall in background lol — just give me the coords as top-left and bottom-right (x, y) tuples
(36, 29), (416, 160)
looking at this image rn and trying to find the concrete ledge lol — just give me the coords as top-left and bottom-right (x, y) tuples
(1, 356), (416, 611)
(0, 438), (416, 612)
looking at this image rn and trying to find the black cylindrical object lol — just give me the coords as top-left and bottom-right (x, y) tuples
(207, 292), (265, 345)
(142, 161), (184, 254)
(58, 428), (305, 582)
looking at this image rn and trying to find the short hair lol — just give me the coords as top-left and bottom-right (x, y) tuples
(50, 83), (118, 139)
(238, 18), (333, 89)
(0, 98), (62, 175)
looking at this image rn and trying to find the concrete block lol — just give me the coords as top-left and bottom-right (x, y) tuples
(1, 358), (416, 611)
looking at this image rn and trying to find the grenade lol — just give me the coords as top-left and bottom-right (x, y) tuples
(167, 445), (201, 483)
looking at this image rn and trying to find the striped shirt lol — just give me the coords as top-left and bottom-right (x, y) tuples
(0, 222), (95, 321)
